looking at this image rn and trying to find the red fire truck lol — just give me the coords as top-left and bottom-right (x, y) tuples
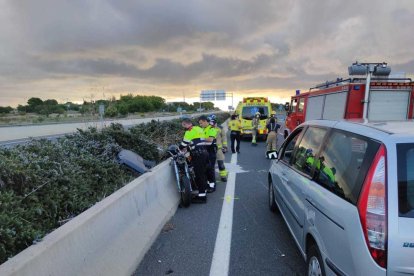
(283, 62), (414, 137)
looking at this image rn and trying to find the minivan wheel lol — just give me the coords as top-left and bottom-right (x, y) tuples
(307, 245), (325, 276)
(268, 180), (278, 213)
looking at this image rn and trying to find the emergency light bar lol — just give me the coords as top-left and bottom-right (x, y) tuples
(242, 97), (268, 103)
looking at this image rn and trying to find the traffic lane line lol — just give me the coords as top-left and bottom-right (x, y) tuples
(134, 150), (233, 276)
(229, 140), (306, 275)
(209, 153), (238, 276)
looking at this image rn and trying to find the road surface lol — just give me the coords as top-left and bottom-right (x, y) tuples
(134, 137), (306, 276)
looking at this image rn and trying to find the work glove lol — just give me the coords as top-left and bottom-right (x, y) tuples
(222, 146), (228, 153)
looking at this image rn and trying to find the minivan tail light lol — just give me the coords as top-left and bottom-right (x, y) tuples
(358, 144), (387, 268)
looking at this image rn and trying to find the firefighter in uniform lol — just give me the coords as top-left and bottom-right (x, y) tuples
(266, 110), (277, 125)
(229, 114), (242, 154)
(266, 116), (281, 156)
(198, 115), (218, 192)
(180, 118), (209, 199)
(209, 115), (228, 182)
(251, 112), (260, 145)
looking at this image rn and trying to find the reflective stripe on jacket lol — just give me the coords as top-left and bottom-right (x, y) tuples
(181, 126), (209, 150)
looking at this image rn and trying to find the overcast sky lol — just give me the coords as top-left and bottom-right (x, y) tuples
(1, 0), (414, 107)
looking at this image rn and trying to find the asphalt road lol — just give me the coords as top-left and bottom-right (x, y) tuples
(134, 137), (306, 276)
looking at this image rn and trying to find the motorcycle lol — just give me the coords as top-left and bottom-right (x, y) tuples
(167, 145), (204, 207)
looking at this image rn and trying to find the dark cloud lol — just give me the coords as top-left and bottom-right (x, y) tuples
(35, 58), (140, 77)
(31, 52), (279, 84)
(1, 0), (414, 106)
(138, 53), (279, 83)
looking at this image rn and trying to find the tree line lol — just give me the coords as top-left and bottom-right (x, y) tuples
(0, 95), (216, 117)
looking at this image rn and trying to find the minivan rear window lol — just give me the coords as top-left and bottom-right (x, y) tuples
(314, 130), (379, 205)
(397, 144), (414, 218)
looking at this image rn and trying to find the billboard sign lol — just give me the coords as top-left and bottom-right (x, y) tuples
(215, 90), (226, 100)
(200, 90), (226, 101)
(200, 90), (216, 101)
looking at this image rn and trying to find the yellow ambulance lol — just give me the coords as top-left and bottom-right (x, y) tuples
(235, 97), (273, 139)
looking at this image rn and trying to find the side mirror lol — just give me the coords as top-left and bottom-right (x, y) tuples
(284, 102), (290, 111)
(266, 150), (278, 159)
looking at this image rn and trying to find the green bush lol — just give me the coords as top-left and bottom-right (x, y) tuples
(0, 131), (134, 263)
(0, 112), (229, 263)
(104, 106), (118, 118)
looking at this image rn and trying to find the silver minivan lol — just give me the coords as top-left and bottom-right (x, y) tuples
(268, 120), (414, 276)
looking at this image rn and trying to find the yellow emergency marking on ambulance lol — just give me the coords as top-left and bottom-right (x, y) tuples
(235, 97), (273, 137)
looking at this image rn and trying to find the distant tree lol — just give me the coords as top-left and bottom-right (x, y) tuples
(116, 102), (129, 116)
(166, 101), (193, 112)
(37, 106), (59, 116)
(27, 97), (43, 107)
(17, 104), (27, 114)
(119, 94), (134, 102)
(95, 99), (109, 106)
(140, 99), (153, 112)
(43, 99), (58, 106)
(68, 103), (81, 111)
(105, 106), (118, 117)
(201, 102), (214, 110)
(25, 97), (43, 112)
(63, 102), (80, 112)
(0, 106), (13, 114)
(148, 96), (165, 110)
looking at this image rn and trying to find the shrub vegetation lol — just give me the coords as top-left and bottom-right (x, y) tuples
(0, 113), (229, 263)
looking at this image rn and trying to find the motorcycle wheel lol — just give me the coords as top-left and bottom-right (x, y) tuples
(180, 176), (192, 208)
(189, 172), (198, 191)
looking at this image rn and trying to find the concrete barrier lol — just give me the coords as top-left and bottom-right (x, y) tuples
(0, 160), (179, 276)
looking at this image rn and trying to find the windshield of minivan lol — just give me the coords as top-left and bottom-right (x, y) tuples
(242, 106), (268, 120)
(397, 144), (414, 218)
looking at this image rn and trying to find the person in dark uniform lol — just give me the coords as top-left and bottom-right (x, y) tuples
(198, 115), (218, 192)
(180, 118), (209, 199)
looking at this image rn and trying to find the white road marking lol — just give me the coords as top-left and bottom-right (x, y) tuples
(209, 153), (238, 276)
(223, 162), (248, 174)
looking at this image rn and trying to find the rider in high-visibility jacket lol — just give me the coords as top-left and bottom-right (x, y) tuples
(209, 117), (228, 181)
(199, 115), (218, 192)
(180, 117), (210, 198)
